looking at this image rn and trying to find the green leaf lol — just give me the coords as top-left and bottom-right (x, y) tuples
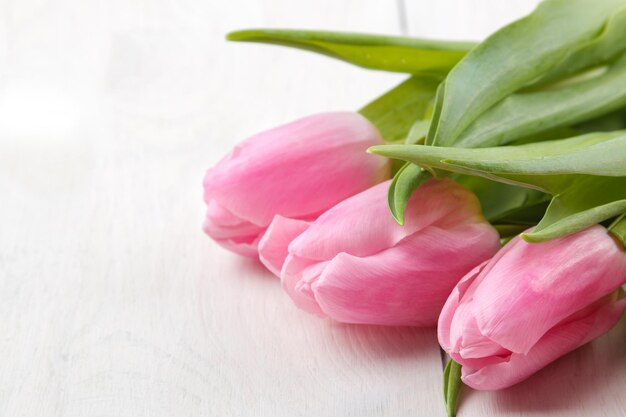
(575, 106), (626, 133)
(508, 126), (584, 146)
(454, 54), (626, 148)
(406, 120), (431, 144)
(443, 359), (463, 417)
(608, 214), (626, 248)
(531, 6), (626, 86)
(523, 177), (626, 242)
(428, 0), (626, 147)
(384, 119), (433, 225)
(491, 199), (551, 227)
(226, 29), (476, 74)
(456, 176), (549, 224)
(386, 167), (549, 227)
(425, 82), (445, 146)
(369, 131), (626, 241)
(370, 131), (626, 193)
(360, 76), (440, 143)
(387, 164), (430, 225)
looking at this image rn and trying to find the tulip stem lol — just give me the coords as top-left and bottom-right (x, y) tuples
(443, 359), (463, 417)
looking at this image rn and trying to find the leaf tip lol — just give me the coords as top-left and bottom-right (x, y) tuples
(520, 232), (541, 243)
(391, 211), (405, 226)
(367, 145), (396, 158)
(225, 30), (251, 41)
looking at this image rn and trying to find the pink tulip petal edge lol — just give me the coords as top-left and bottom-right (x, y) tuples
(438, 225), (626, 390)
(203, 112), (390, 257)
(259, 178), (501, 326)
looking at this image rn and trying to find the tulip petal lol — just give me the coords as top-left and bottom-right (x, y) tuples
(311, 222), (500, 326)
(204, 112), (389, 226)
(258, 215), (311, 276)
(203, 199), (265, 239)
(462, 297), (626, 390)
(459, 317), (510, 359)
(203, 199), (265, 257)
(441, 235), (538, 355)
(438, 261), (488, 354)
(471, 226), (626, 354)
(281, 254), (328, 317)
(289, 178), (487, 261)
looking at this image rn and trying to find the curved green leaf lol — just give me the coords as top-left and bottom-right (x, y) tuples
(424, 82), (445, 146)
(443, 359), (463, 417)
(532, 6), (626, 85)
(370, 131), (626, 193)
(523, 177), (626, 242)
(382, 120), (431, 226)
(525, 199), (626, 242)
(428, 0), (626, 147)
(369, 133), (626, 242)
(227, 29), (476, 74)
(387, 164), (430, 225)
(455, 54), (626, 148)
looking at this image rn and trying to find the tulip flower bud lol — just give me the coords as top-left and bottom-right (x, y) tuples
(203, 112), (389, 257)
(438, 225), (626, 390)
(259, 179), (500, 326)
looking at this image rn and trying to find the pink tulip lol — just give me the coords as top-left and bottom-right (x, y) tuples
(438, 225), (626, 390)
(203, 112), (389, 257)
(258, 179), (501, 326)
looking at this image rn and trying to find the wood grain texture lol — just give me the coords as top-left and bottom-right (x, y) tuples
(0, 0), (442, 416)
(0, 1), (624, 416)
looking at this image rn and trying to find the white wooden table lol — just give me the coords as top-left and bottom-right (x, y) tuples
(1, 0), (624, 416)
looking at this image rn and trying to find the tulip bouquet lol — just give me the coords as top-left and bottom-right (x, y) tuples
(203, 0), (626, 415)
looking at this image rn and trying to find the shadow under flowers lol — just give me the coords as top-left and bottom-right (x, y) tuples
(326, 321), (440, 360)
(461, 315), (626, 415)
(213, 248), (441, 360)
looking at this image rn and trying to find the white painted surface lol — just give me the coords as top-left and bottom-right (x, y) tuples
(0, 0), (623, 416)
